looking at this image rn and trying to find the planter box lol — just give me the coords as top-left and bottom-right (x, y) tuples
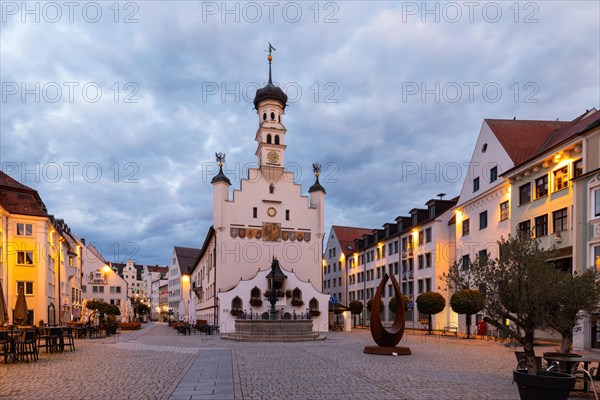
(119, 322), (141, 330)
(513, 369), (575, 400)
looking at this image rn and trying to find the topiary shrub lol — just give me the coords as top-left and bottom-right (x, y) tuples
(450, 289), (485, 339)
(416, 291), (446, 334)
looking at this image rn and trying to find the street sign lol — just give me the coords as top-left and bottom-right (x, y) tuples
(329, 296), (338, 304)
(407, 301), (414, 310)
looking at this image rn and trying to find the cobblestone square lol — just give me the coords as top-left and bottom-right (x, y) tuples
(0, 323), (595, 400)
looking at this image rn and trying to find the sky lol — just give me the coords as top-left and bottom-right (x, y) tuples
(1, 1), (599, 266)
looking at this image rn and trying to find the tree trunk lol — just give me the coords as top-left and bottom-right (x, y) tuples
(428, 314), (433, 335)
(466, 314), (472, 339)
(560, 330), (573, 353)
(523, 331), (538, 375)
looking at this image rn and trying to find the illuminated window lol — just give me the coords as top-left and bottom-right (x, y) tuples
(553, 208), (568, 232)
(462, 219), (470, 236)
(17, 251), (34, 265)
(16, 223), (33, 236)
(553, 166), (569, 191)
(500, 201), (509, 221)
(519, 183), (531, 205)
(535, 175), (548, 198)
(16, 281), (34, 296)
(595, 189), (600, 217)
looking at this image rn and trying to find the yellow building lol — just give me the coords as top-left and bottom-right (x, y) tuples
(0, 172), (82, 325)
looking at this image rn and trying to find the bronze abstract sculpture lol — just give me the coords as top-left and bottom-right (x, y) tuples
(363, 273), (412, 355)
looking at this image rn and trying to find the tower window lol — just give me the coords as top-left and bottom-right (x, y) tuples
(278, 114), (281, 122)
(253, 207), (257, 218)
(270, 112), (275, 120)
(285, 210), (290, 220)
(274, 135), (280, 145)
(267, 134), (272, 144)
(263, 113), (267, 121)
(269, 184), (275, 194)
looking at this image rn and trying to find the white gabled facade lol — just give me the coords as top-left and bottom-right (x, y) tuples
(190, 56), (328, 332)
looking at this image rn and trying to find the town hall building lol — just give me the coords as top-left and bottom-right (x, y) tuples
(189, 52), (329, 332)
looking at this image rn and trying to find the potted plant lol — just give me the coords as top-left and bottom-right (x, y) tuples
(249, 298), (262, 307)
(310, 309), (321, 317)
(285, 290), (292, 298)
(445, 233), (585, 400)
(291, 298), (304, 307)
(415, 292), (445, 335)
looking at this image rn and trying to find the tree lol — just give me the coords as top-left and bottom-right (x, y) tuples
(445, 233), (600, 375)
(546, 269), (600, 353)
(349, 300), (364, 327)
(132, 299), (150, 320)
(450, 289), (484, 339)
(366, 298), (384, 313)
(416, 291), (446, 335)
(388, 295), (409, 315)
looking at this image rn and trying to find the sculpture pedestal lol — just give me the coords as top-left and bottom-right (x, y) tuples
(363, 345), (412, 356)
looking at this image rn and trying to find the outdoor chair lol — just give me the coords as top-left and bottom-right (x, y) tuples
(0, 332), (10, 363)
(62, 328), (75, 351)
(14, 330), (38, 362)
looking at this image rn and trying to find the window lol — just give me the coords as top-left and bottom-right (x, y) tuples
(418, 279), (424, 294)
(518, 220), (531, 237)
(17, 281), (34, 295)
(573, 159), (583, 178)
(418, 231), (424, 245)
(461, 255), (470, 271)
(519, 183), (531, 205)
(110, 286), (116, 294)
(16, 223), (33, 236)
(553, 208), (568, 232)
(253, 207), (257, 218)
(425, 278), (432, 292)
(489, 166), (498, 182)
(425, 228), (432, 243)
(535, 175), (548, 198)
(473, 177), (480, 192)
(479, 211), (488, 230)
(500, 201), (509, 221)
(534, 214), (548, 237)
(478, 249), (488, 266)
(116, 286), (121, 294)
(418, 255), (424, 269)
(82, 285), (87, 293)
(17, 251), (34, 265)
(425, 253), (432, 268)
(594, 245), (600, 269)
(266, 134), (272, 144)
(553, 166), (569, 191)
(274, 135), (280, 145)
(595, 189), (600, 217)
(462, 219), (470, 236)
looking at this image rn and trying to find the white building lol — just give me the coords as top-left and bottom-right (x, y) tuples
(169, 246), (200, 321)
(81, 243), (127, 309)
(146, 265), (169, 321)
(190, 55), (329, 332)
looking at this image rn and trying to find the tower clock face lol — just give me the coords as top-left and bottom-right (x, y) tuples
(266, 151), (279, 164)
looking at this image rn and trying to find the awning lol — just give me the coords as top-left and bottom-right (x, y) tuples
(545, 246), (573, 262)
(329, 303), (351, 314)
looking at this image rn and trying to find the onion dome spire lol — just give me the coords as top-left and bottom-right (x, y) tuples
(211, 152), (231, 185)
(308, 162), (326, 194)
(253, 43), (288, 109)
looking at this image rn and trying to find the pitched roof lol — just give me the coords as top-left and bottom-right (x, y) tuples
(536, 109), (600, 154)
(0, 172), (48, 216)
(331, 225), (373, 255)
(174, 246), (201, 275)
(147, 265), (169, 274)
(485, 119), (569, 165)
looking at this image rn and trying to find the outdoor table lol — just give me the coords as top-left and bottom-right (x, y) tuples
(543, 353), (600, 392)
(1, 329), (22, 363)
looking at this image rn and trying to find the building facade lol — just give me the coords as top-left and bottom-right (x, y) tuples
(81, 243), (128, 308)
(190, 55), (329, 332)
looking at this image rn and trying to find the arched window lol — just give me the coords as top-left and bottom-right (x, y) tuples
(270, 112), (275, 120)
(269, 184), (275, 194)
(309, 298), (319, 311)
(263, 113), (267, 121)
(266, 134), (272, 144)
(278, 114), (281, 122)
(292, 287), (302, 300)
(274, 135), (280, 145)
(251, 286), (261, 299)
(231, 296), (242, 315)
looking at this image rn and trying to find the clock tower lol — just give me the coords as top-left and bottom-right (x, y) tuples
(253, 50), (288, 181)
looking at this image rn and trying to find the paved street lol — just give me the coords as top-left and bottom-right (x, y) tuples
(0, 322), (596, 400)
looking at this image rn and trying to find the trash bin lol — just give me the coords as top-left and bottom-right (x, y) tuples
(477, 320), (487, 336)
